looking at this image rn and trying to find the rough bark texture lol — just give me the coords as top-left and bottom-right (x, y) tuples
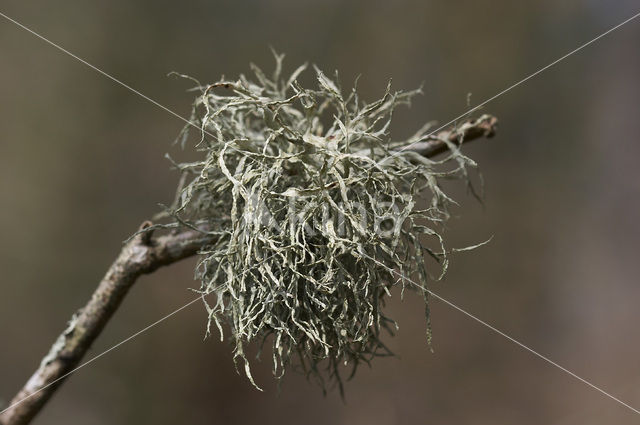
(0, 225), (214, 425)
(404, 114), (498, 157)
(0, 115), (497, 425)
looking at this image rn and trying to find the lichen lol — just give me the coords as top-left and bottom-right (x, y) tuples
(165, 52), (478, 394)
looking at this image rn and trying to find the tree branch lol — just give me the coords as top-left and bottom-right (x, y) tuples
(404, 114), (498, 157)
(0, 114), (497, 425)
(0, 225), (214, 425)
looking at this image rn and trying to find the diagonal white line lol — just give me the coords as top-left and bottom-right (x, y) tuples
(0, 9), (270, 174)
(358, 251), (640, 416)
(351, 8), (640, 416)
(377, 10), (640, 165)
(0, 297), (200, 416)
(0, 10), (197, 133)
(0, 248), (277, 416)
(426, 290), (640, 415)
(2, 5), (640, 417)
(3, 7), (639, 169)
(2, 7), (639, 164)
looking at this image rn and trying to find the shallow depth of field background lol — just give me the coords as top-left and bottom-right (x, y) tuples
(1, 1), (639, 424)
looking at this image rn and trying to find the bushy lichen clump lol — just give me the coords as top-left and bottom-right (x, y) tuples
(168, 53), (478, 393)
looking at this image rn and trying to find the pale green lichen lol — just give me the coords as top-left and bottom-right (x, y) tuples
(166, 52), (478, 394)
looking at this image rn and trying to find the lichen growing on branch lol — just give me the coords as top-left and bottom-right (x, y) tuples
(166, 52), (479, 393)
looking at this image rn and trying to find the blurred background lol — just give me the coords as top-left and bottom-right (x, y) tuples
(1, 1), (639, 424)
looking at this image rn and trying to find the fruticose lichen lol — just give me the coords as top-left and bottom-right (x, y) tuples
(165, 52), (479, 394)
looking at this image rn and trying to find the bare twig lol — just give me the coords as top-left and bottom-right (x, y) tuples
(0, 225), (214, 425)
(0, 115), (497, 425)
(403, 114), (498, 157)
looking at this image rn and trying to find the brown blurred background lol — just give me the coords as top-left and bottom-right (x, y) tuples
(1, 1), (639, 424)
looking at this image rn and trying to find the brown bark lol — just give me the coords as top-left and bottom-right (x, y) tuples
(403, 114), (498, 158)
(0, 225), (214, 425)
(0, 115), (497, 425)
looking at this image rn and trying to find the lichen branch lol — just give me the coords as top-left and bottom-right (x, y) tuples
(170, 60), (496, 393)
(0, 115), (496, 425)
